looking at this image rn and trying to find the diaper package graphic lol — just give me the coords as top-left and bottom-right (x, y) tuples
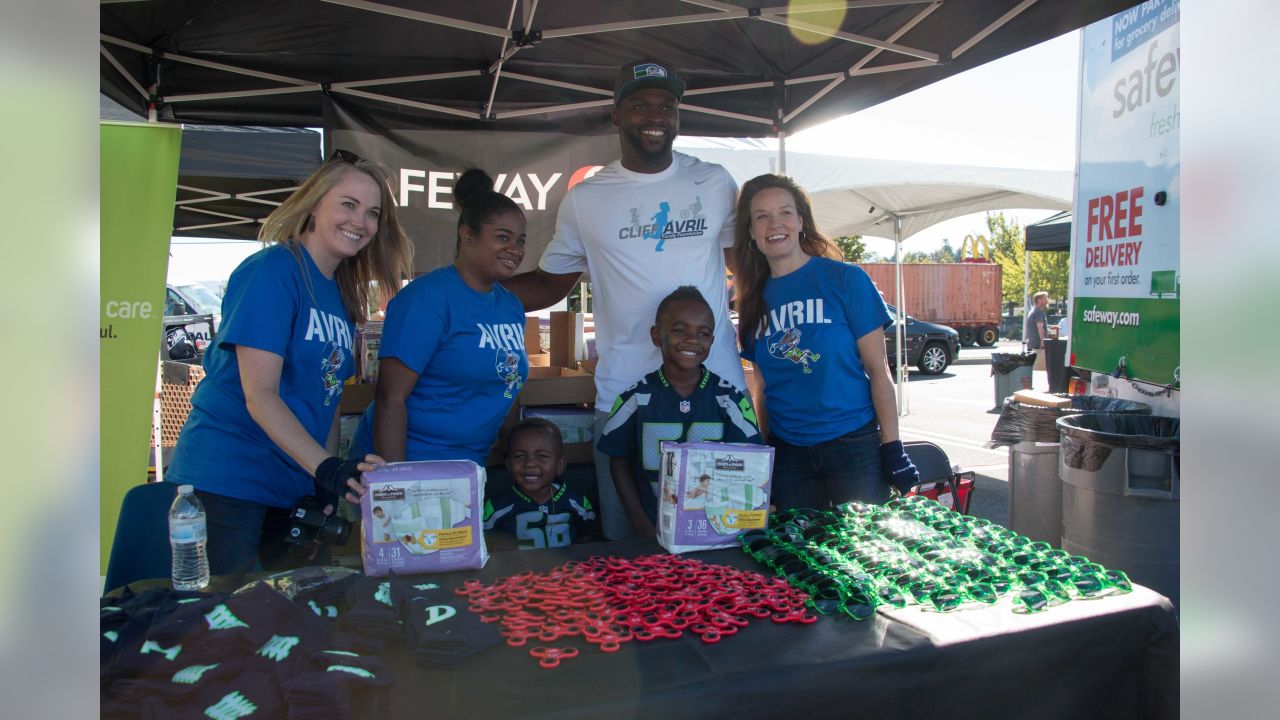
(657, 441), (774, 554)
(360, 460), (488, 576)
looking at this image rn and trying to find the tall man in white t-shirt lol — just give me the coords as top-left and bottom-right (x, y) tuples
(504, 59), (746, 540)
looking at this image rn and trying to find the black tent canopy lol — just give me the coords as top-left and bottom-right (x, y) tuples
(101, 0), (1137, 138)
(1026, 209), (1071, 252)
(101, 94), (321, 240)
(172, 125), (321, 239)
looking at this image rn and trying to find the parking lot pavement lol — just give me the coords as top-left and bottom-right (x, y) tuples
(895, 340), (1046, 528)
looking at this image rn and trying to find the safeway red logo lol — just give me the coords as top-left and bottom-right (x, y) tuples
(567, 165), (604, 190)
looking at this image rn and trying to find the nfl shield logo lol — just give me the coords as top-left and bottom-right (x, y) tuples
(679, 400), (691, 414)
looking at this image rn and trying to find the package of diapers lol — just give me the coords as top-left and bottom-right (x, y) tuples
(657, 441), (774, 554)
(360, 460), (487, 576)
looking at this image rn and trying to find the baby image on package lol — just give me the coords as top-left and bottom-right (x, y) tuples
(360, 460), (488, 576)
(658, 441), (774, 554)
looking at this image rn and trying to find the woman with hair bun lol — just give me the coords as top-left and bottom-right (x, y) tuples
(167, 150), (413, 576)
(350, 168), (530, 464)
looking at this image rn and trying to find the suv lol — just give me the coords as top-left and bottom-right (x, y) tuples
(884, 304), (960, 376)
(164, 284), (220, 362)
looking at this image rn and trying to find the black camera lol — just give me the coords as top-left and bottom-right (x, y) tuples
(285, 495), (351, 549)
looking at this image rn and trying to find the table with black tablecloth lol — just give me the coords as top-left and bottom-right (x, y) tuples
(381, 539), (1175, 719)
(107, 538), (1178, 720)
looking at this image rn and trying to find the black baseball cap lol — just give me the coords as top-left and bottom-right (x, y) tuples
(613, 59), (685, 105)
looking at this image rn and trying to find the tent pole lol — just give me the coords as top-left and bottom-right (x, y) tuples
(777, 128), (786, 175)
(895, 216), (908, 416)
(1024, 236), (1031, 351)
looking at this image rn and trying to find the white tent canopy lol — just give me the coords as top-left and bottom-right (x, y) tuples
(679, 147), (1072, 240)
(680, 146), (1072, 413)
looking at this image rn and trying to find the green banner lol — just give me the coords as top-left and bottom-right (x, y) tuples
(101, 122), (181, 574)
(1071, 296), (1180, 386)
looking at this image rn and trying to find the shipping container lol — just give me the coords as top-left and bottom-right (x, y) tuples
(857, 262), (1003, 346)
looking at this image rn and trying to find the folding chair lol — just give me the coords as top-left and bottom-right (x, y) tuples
(104, 481), (178, 594)
(902, 440), (975, 514)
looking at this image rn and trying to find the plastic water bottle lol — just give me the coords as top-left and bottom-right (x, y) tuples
(169, 484), (210, 590)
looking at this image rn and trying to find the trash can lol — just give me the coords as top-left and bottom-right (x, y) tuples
(1042, 338), (1069, 393)
(989, 397), (1151, 546)
(1057, 414), (1180, 606)
(990, 352), (1035, 409)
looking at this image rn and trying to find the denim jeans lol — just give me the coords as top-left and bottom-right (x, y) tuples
(190, 488), (324, 580)
(769, 420), (890, 510)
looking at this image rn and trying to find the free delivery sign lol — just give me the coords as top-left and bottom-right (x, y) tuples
(1070, 1), (1180, 386)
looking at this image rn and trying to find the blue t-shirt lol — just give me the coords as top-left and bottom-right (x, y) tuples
(350, 265), (528, 464)
(482, 483), (597, 549)
(168, 243), (355, 508)
(596, 367), (761, 519)
(741, 257), (891, 446)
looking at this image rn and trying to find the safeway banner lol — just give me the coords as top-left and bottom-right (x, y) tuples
(101, 122), (181, 572)
(324, 97), (620, 275)
(1070, 1), (1179, 386)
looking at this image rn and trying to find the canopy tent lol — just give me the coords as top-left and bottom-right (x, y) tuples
(681, 146), (1072, 409)
(1026, 209), (1072, 251)
(1022, 208), (1072, 347)
(101, 95), (322, 240)
(100, 0), (1135, 139)
(679, 147), (1072, 237)
(100, 0), (1130, 413)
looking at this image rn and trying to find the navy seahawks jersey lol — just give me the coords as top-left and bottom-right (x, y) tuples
(596, 367), (761, 517)
(482, 483), (596, 549)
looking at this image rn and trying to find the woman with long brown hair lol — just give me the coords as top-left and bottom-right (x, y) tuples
(732, 174), (918, 509)
(167, 150), (413, 576)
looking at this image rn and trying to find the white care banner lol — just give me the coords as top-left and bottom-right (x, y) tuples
(1071, 0), (1180, 385)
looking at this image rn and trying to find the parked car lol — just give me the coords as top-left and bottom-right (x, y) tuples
(164, 284), (219, 362)
(884, 304), (961, 376)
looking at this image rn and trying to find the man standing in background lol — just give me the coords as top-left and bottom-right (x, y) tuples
(1025, 291), (1049, 381)
(503, 59), (744, 540)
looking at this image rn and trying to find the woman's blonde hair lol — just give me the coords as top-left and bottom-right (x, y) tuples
(731, 173), (842, 345)
(259, 155), (413, 325)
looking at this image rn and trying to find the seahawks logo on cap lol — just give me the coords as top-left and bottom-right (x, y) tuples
(633, 63), (668, 79)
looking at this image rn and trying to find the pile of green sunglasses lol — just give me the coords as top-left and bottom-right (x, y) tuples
(738, 495), (1132, 620)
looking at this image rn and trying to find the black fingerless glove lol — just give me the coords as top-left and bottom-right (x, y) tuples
(315, 456), (362, 498)
(880, 440), (921, 494)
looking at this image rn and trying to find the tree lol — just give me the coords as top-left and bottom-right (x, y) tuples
(832, 235), (866, 262)
(929, 238), (959, 263)
(902, 249), (931, 264)
(985, 211), (1070, 306)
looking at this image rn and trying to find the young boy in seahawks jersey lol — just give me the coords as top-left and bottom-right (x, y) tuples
(483, 418), (597, 549)
(597, 286), (762, 538)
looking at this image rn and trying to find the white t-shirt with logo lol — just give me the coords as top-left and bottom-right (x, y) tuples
(540, 151), (745, 411)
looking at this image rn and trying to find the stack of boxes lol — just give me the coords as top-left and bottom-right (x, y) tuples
(491, 311), (596, 464)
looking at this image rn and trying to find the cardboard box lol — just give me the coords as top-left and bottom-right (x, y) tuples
(524, 315), (542, 355)
(487, 365), (598, 466)
(519, 365), (596, 406)
(549, 311), (586, 369)
(340, 382), (376, 415)
(522, 406), (595, 443)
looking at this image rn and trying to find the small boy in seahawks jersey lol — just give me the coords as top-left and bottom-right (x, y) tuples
(597, 286), (761, 539)
(483, 418), (597, 549)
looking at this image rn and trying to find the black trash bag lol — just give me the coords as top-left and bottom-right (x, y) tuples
(987, 396), (1152, 447)
(990, 352), (1036, 375)
(1057, 414), (1179, 472)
